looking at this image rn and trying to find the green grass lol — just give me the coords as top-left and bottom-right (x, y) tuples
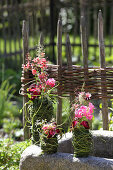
(1, 35), (113, 67)
(39, 35), (113, 66)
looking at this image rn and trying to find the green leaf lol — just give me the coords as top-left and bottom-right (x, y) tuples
(110, 112), (113, 118)
(99, 103), (102, 109)
(27, 93), (31, 99)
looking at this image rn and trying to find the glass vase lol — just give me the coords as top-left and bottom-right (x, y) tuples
(72, 127), (92, 157)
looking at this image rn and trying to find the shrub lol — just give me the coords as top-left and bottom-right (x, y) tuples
(0, 138), (31, 169)
(0, 68), (21, 95)
(0, 80), (20, 127)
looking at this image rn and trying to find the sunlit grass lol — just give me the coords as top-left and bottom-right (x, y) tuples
(0, 35), (113, 67)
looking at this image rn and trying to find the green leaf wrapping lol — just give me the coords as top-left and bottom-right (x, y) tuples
(30, 96), (54, 144)
(72, 127), (93, 157)
(40, 134), (58, 154)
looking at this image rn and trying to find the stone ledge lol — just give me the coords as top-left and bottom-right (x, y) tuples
(58, 130), (113, 158)
(20, 145), (113, 170)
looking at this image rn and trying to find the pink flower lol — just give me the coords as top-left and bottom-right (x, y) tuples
(42, 122), (60, 138)
(75, 111), (82, 119)
(47, 130), (55, 138)
(85, 92), (91, 100)
(74, 104), (94, 120)
(75, 105), (87, 119)
(41, 52), (45, 57)
(79, 92), (91, 101)
(31, 91), (41, 100)
(28, 84), (37, 92)
(32, 58), (37, 63)
(24, 65), (27, 71)
(41, 58), (47, 63)
(40, 58), (47, 69)
(89, 102), (94, 110)
(32, 57), (40, 63)
(32, 69), (37, 75)
(46, 78), (55, 88)
(87, 115), (93, 120)
(38, 72), (47, 81)
(28, 84), (41, 100)
(26, 62), (30, 69)
(23, 62), (30, 71)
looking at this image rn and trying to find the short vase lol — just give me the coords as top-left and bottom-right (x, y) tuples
(72, 127), (92, 157)
(40, 135), (58, 154)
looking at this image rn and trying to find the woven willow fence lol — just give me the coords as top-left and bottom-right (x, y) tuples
(21, 10), (113, 139)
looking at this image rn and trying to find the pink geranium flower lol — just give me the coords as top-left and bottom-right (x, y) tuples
(32, 69), (37, 75)
(46, 78), (55, 88)
(31, 91), (41, 100)
(26, 62), (30, 69)
(40, 58), (48, 69)
(85, 92), (91, 100)
(28, 84), (41, 100)
(38, 72), (47, 81)
(42, 122), (60, 138)
(74, 102), (94, 121)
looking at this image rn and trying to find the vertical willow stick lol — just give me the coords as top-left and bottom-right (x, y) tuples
(103, 0), (107, 37)
(80, 16), (88, 86)
(39, 32), (43, 46)
(80, 0), (87, 19)
(93, 7), (97, 59)
(22, 20), (30, 139)
(80, 15), (92, 128)
(109, 4), (113, 55)
(56, 17), (62, 125)
(98, 10), (108, 130)
(66, 34), (74, 120)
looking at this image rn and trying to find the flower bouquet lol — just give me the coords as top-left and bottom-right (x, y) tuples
(23, 45), (56, 144)
(40, 121), (61, 154)
(71, 92), (94, 157)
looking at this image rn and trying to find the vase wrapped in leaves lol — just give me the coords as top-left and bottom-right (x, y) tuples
(71, 92), (94, 157)
(23, 45), (56, 145)
(30, 96), (54, 144)
(72, 125), (92, 157)
(40, 122), (60, 154)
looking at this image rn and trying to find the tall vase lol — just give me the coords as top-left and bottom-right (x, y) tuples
(72, 127), (92, 157)
(40, 134), (58, 154)
(30, 96), (54, 145)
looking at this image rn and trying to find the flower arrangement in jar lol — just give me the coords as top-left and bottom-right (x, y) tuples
(23, 45), (56, 144)
(71, 92), (94, 157)
(40, 121), (61, 154)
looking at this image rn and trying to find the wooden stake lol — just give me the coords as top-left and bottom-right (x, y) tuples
(22, 20), (30, 139)
(56, 16), (62, 125)
(66, 34), (75, 120)
(98, 10), (108, 130)
(80, 15), (89, 92)
(39, 32), (43, 46)
(80, 15), (92, 128)
(80, 16), (88, 71)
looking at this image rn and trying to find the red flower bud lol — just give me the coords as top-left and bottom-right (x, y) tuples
(56, 129), (60, 134)
(72, 120), (78, 128)
(80, 121), (89, 129)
